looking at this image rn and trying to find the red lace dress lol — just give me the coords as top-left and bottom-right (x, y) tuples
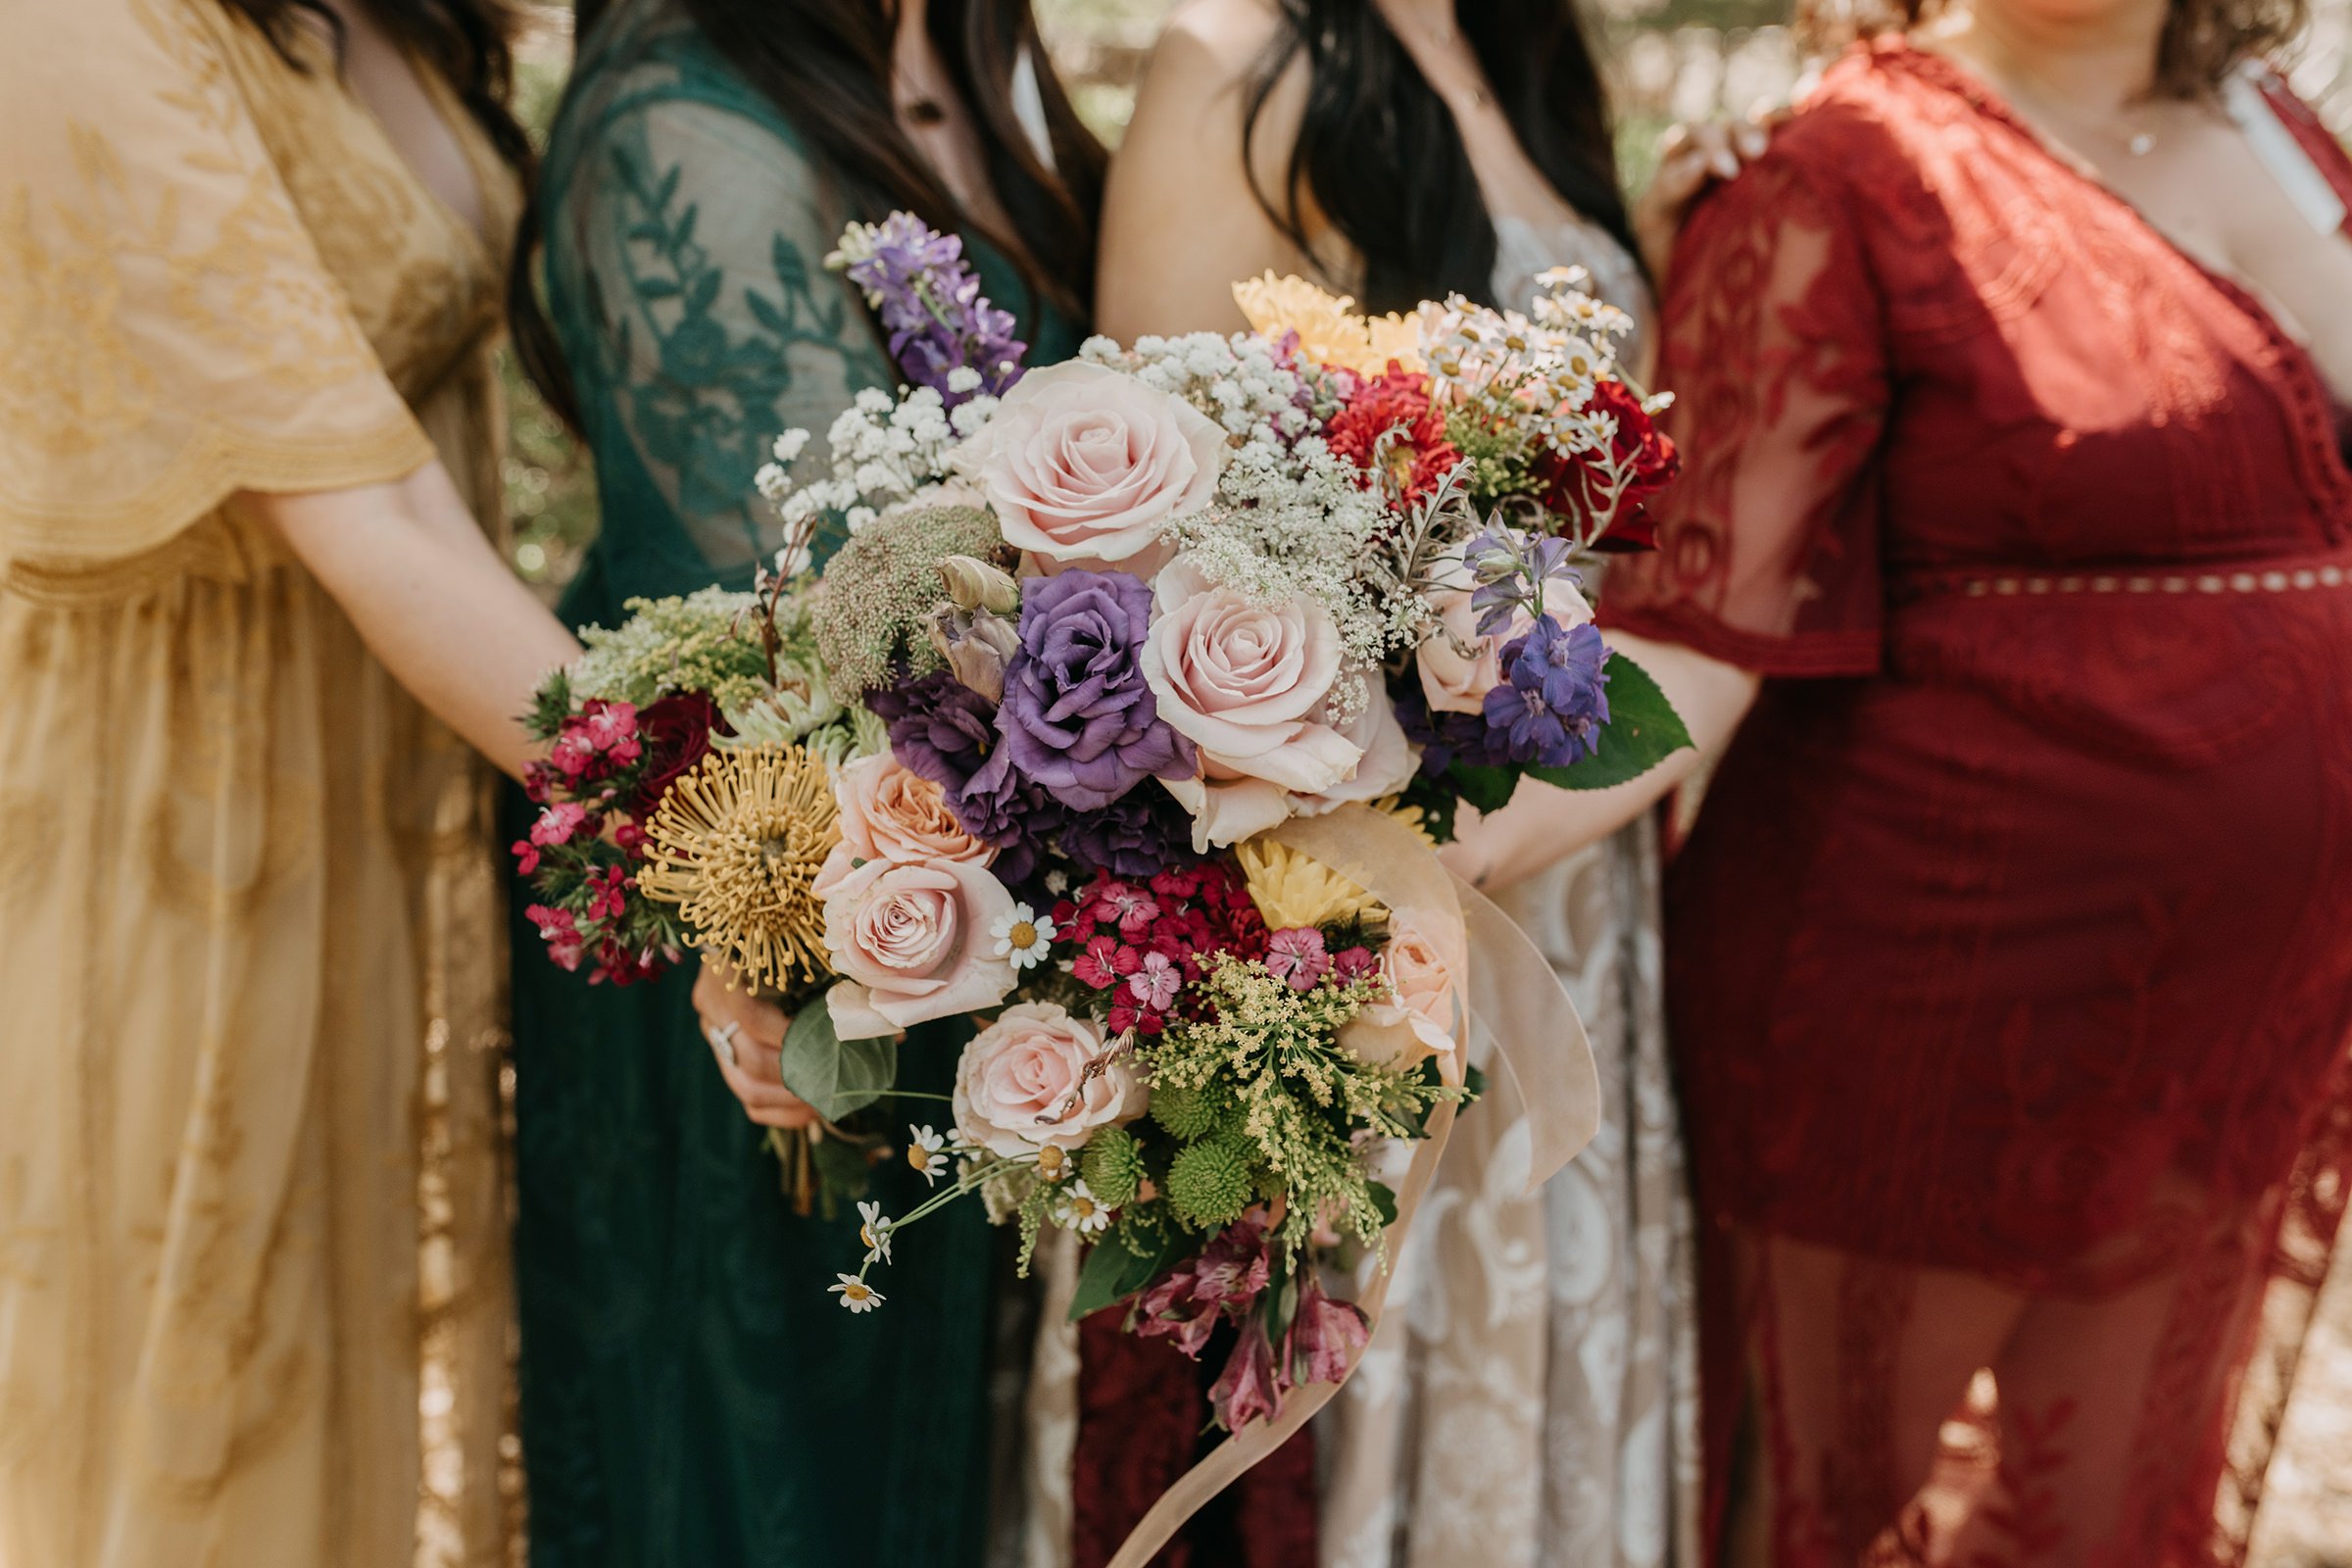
(1599, 40), (2352, 1566)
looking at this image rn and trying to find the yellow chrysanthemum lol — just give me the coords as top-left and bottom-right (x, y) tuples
(1231, 271), (1424, 378)
(1235, 836), (1388, 932)
(638, 743), (839, 993)
(1370, 795), (1439, 849)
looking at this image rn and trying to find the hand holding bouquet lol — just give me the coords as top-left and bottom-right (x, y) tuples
(512, 220), (1666, 1521)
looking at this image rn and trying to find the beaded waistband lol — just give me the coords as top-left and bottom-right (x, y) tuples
(1895, 548), (2352, 604)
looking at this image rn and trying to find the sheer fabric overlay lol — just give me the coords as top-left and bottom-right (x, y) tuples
(0, 1), (519, 1565)
(1600, 40), (2352, 1567)
(1315, 235), (1702, 1568)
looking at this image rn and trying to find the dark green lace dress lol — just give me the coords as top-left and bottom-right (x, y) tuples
(507, 7), (1076, 1562)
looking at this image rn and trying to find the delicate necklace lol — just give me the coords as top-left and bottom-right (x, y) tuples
(1385, 2), (1493, 109)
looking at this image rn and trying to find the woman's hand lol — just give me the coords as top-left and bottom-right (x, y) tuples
(692, 958), (819, 1130)
(1634, 114), (1780, 279)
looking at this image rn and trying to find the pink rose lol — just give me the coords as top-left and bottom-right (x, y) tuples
(1416, 545), (1593, 715)
(954, 362), (1225, 570)
(822, 857), (1018, 1038)
(952, 1002), (1148, 1157)
(1339, 913), (1459, 1070)
(1141, 559), (1364, 849)
(1294, 672), (1420, 815)
(812, 752), (996, 900)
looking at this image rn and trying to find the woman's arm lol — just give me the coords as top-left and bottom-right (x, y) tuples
(1096, 0), (1316, 340)
(246, 461), (580, 781)
(1440, 633), (1757, 892)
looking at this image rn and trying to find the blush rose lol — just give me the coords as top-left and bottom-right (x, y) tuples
(812, 752), (996, 900)
(822, 857), (1018, 1038)
(953, 361), (1226, 571)
(952, 1001), (1148, 1157)
(1416, 544), (1593, 716)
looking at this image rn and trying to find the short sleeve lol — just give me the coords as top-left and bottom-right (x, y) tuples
(543, 62), (891, 592)
(1597, 149), (1890, 677)
(0, 0), (435, 569)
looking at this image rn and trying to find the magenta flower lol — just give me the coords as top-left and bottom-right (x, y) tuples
(531, 801), (590, 849)
(582, 699), (639, 753)
(524, 905), (585, 972)
(1134, 1270), (1223, 1358)
(1284, 1270), (1370, 1388)
(1133, 1218), (1273, 1361)
(1329, 945), (1380, 984)
(1072, 935), (1140, 991)
(1208, 1317), (1286, 1431)
(1101, 883), (1162, 938)
(1127, 952), (1182, 1012)
(1264, 927), (1332, 992)
(511, 838), (542, 876)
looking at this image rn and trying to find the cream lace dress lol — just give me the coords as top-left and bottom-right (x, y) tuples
(1311, 215), (1703, 1568)
(0, 2), (517, 1563)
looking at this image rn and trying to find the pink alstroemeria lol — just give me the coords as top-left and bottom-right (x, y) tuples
(1264, 926), (1331, 992)
(1190, 1217), (1272, 1307)
(1284, 1269), (1370, 1388)
(1134, 1270), (1224, 1359)
(1207, 1316), (1285, 1431)
(1127, 951), (1181, 1012)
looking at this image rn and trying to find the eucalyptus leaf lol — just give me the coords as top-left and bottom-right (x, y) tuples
(778, 1003), (898, 1122)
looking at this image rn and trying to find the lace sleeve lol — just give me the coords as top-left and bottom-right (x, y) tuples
(0, 0), (433, 570)
(543, 72), (891, 590)
(1598, 152), (1890, 677)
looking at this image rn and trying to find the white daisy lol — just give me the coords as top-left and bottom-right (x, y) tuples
(1054, 1179), (1113, 1236)
(830, 1273), (886, 1313)
(990, 905), (1056, 970)
(857, 1200), (894, 1265)
(906, 1125), (949, 1186)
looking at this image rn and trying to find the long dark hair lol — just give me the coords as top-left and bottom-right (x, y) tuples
(1248, 0), (1640, 314)
(513, 0), (1107, 431)
(217, 0), (535, 175)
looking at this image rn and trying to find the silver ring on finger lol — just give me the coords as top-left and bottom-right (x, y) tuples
(708, 1020), (742, 1069)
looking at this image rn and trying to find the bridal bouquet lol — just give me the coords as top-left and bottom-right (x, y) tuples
(514, 213), (1678, 1441)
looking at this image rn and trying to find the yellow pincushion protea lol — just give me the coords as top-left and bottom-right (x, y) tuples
(638, 743), (839, 993)
(1231, 271), (1424, 378)
(1235, 836), (1388, 933)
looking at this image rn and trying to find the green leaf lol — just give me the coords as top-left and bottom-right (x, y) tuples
(1446, 761), (1520, 815)
(777, 1003), (898, 1122)
(1526, 652), (1694, 792)
(1365, 1181), (1399, 1229)
(1068, 1227), (1184, 1322)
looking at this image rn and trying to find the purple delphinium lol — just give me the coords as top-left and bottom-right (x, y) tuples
(835, 214), (1026, 407)
(1464, 526), (1580, 636)
(998, 570), (1196, 812)
(1479, 616), (1612, 769)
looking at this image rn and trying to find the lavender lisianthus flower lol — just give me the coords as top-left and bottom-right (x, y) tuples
(1479, 617), (1612, 768)
(998, 570), (1196, 812)
(1054, 785), (1195, 878)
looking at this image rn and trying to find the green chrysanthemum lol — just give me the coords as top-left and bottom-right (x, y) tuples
(1078, 1127), (1147, 1210)
(1166, 1138), (1254, 1230)
(1148, 1081), (1221, 1143)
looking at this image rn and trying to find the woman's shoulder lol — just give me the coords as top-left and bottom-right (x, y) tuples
(1143, 0), (1291, 101)
(1693, 42), (1969, 225)
(548, 0), (810, 177)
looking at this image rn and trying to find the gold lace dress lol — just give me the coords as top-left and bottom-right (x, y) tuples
(0, 2), (517, 1563)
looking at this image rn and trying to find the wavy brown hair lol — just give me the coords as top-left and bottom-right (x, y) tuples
(1801, 0), (2310, 96)
(218, 0), (534, 173)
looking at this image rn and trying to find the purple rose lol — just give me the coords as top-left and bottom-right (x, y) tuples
(998, 570), (1195, 811)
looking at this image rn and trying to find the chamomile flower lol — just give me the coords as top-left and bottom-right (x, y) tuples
(1054, 1179), (1113, 1236)
(857, 1200), (894, 1265)
(991, 905), (1056, 970)
(906, 1124), (949, 1186)
(831, 1274), (886, 1313)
